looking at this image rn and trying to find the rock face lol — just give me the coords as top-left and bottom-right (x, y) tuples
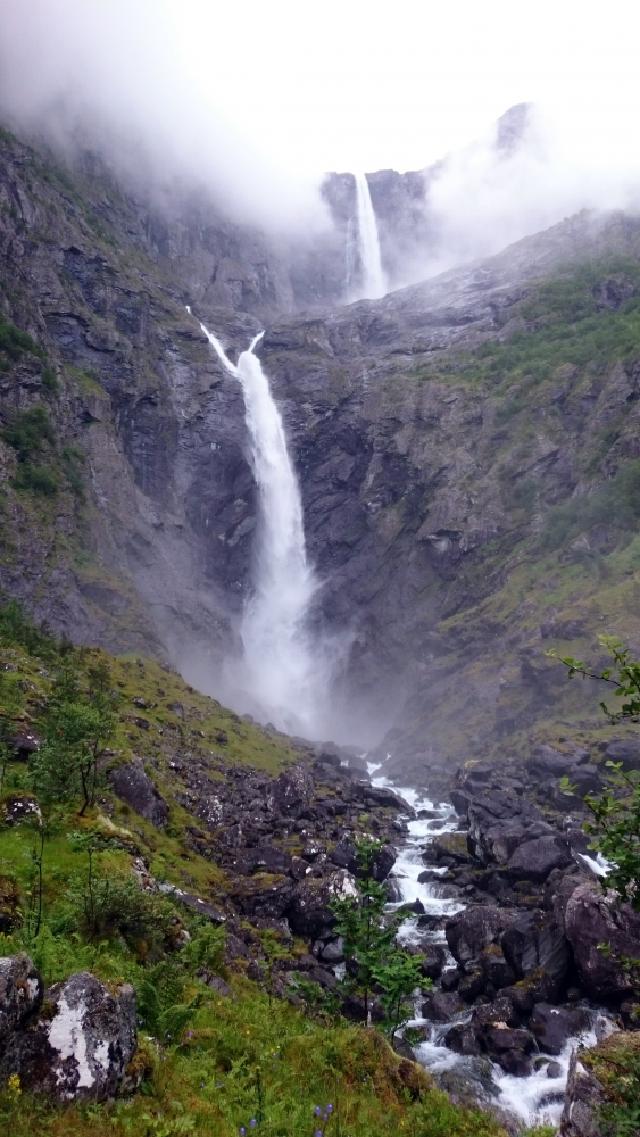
(0, 960), (136, 1102)
(3, 122), (640, 764)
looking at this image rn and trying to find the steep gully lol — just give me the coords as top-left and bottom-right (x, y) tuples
(192, 305), (615, 1129)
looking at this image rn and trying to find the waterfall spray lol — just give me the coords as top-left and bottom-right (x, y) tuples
(192, 310), (333, 737)
(354, 172), (386, 299)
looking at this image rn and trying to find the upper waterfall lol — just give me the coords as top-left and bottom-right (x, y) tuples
(354, 172), (387, 300)
(191, 309), (333, 738)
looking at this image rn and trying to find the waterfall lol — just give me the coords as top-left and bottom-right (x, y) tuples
(192, 310), (330, 737)
(354, 172), (386, 299)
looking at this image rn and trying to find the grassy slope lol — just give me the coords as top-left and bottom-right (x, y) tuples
(0, 610), (509, 1137)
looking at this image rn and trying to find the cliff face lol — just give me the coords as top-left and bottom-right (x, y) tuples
(2, 123), (640, 772)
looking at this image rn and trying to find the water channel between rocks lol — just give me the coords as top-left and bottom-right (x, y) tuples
(365, 762), (615, 1130)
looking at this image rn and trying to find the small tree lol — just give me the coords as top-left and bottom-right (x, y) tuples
(34, 657), (118, 814)
(331, 838), (423, 1037)
(550, 636), (640, 906)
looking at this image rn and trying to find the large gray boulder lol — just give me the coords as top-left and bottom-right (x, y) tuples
(500, 909), (570, 999)
(563, 881), (640, 1000)
(446, 905), (516, 965)
(5, 970), (136, 1102)
(505, 835), (572, 881)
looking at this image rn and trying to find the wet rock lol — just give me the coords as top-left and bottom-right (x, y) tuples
(422, 990), (464, 1021)
(108, 759), (168, 828)
(481, 1024), (537, 1076)
(446, 905), (514, 965)
(419, 944), (448, 981)
(440, 967), (461, 992)
(559, 1047), (605, 1136)
(562, 881), (640, 1000)
(529, 1003), (592, 1056)
(361, 784), (412, 812)
(446, 1022), (483, 1056)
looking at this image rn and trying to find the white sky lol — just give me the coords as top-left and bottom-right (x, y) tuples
(1, 0), (640, 230)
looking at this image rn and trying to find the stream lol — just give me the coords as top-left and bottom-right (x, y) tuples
(366, 763), (616, 1130)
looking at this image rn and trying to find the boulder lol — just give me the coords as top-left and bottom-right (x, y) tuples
(287, 870), (357, 939)
(481, 1024), (537, 1076)
(529, 1003), (592, 1056)
(560, 1047), (606, 1137)
(563, 881), (640, 1000)
(108, 759), (168, 828)
(4, 971), (136, 1102)
(267, 767), (314, 818)
(0, 954), (43, 1055)
(604, 737), (640, 771)
(446, 905), (515, 965)
(500, 909), (570, 999)
(446, 1022), (483, 1056)
(506, 835), (572, 881)
(421, 990), (465, 1022)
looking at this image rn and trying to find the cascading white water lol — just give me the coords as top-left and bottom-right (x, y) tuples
(366, 759), (619, 1130)
(354, 172), (387, 299)
(191, 309), (329, 737)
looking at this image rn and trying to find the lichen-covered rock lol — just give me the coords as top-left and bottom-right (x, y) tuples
(0, 954), (43, 1056)
(7, 971), (136, 1102)
(287, 869), (358, 939)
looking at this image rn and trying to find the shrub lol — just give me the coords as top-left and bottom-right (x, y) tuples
(1, 405), (54, 462)
(13, 463), (58, 495)
(40, 365), (58, 394)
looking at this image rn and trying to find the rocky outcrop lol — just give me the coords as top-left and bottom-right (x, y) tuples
(560, 1032), (640, 1136)
(108, 759), (169, 828)
(561, 881), (640, 999)
(0, 960), (136, 1102)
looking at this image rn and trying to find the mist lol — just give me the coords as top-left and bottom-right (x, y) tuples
(416, 100), (640, 281)
(2, 1), (640, 274)
(0, 0), (329, 233)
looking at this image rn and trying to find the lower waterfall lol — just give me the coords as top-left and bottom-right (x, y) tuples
(191, 309), (335, 738)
